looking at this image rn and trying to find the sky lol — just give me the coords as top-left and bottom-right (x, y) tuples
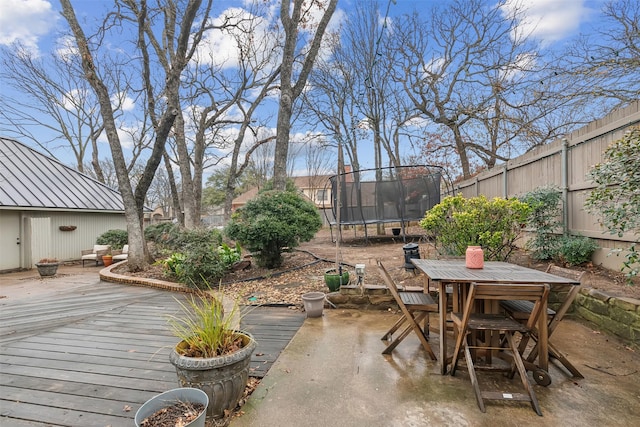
(0, 0), (613, 178)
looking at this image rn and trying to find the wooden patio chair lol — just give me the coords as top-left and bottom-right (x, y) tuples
(378, 261), (438, 360)
(501, 265), (585, 379)
(450, 282), (549, 416)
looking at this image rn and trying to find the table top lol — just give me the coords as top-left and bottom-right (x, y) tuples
(411, 259), (580, 285)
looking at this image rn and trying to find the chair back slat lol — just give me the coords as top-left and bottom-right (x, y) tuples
(378, 262), (402, 299)
(545, 265), (585, 283)
(472, 283), (549, 301)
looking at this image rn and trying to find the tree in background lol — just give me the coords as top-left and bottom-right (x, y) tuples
(392, 0), (581, 179)
(59, 0), (212, 271)
(585, 127), (640, 283)
(0, 44), (107, 177)
(562, 0), (640, 108)
(272, 0), (338, 191)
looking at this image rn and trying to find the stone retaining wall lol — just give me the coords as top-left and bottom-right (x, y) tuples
(574, 288), (640, 345)
(329, 284), (640, 348)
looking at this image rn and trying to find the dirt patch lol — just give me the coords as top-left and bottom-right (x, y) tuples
(114, 226), (640, 302)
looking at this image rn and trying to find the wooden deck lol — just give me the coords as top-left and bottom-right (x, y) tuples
(0, 280), (304, 426)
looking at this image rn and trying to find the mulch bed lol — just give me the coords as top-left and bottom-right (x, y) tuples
(140, 401), (205, 427)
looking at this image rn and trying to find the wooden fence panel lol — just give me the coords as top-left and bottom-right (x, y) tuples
(446, 101), (640, 270)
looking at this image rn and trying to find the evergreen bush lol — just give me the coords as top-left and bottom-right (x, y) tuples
(556, 235), (598, 266)
(96, 229), (128, 250)
(519, 187), (563, 260)
(225, 190), (323, 268)
(585, 126), (640, 282)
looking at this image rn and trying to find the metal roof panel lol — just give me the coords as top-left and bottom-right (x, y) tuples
(0, 137), (125, 211)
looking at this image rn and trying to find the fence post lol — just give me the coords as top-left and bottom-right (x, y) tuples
(503, 164), (508, 198)
(562, 137), (569, 235)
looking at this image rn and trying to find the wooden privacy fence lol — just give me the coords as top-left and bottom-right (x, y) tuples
(445, 101), (640, 271)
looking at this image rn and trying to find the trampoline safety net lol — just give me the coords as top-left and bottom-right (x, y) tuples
(323, 165), (442, 226)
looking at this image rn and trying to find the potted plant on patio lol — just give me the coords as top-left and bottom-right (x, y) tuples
(324, 266), (350, 292)
(135, 387), (208, 427)
(168, 290), (256, 420)
(35, 258), (60, 277)
(102, 251), (113, 267)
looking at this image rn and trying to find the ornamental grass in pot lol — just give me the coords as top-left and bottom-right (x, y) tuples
(167, 290), (256, 420)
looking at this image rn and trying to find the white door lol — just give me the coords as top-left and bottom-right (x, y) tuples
(0, 211), (22, 270)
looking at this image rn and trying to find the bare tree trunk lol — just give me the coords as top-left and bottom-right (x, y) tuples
(273, 0), (338, 191)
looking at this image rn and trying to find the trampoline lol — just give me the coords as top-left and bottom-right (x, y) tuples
(322, 165), (443, 241)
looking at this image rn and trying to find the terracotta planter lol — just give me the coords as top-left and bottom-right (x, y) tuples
(169, 331), (256, 420)
(102, 255), (113, 267)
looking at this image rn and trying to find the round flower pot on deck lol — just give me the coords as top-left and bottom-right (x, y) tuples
(35, 262), (59, 277)
(169, 331), (256, 420)
(135, 387), (208, 427)
(102, 255), (113, 267)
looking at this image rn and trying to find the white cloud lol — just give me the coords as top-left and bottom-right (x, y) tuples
(55, 35), (78, 59)
(0, 0), (57, 54)
(194, 7), (275, 69)
(500, 52), (538, 81)
(110, 92), (136, 112)
(98, 124), (139, 150)
(502, 0), (594, 44)
(61, 88), (88, 111)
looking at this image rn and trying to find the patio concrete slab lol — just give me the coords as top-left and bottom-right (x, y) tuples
(231, 309), (640, 427)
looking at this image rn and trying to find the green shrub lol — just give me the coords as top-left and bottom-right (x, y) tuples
(96, 229), (128, 250)
(155, 228), (236, 288)
(519, 187), (563, 260)
(159, 252), (187, 277)
(178, 246), (229, 289)
(144, 222), (177, 243)
(556, 235), (598, 266)
(218, 242), (242, 270)
(585, 126), (640, 282)
(225, 190), (323, 268)
(168, 227), (223, 251)
(420, 194), (531, 261)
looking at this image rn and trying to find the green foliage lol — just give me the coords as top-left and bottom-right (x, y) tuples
(144, 222), (177, 243)
(168, 290), (243, 358)
(218, 242), (242, 270)
(225, 190), (323, 268)
(519, 187), (563, 260)
(96, 229), (128, 250)
(167, 227), (223, 252)
(155, 228), (235, 288)
(420, 194), (531, 261)
(201, 167), (250, 208)
(556, 235), (598, 266)
(260, 177), (298, 193)
(159, 252), (187, 277)
(585, 126), (640, 282)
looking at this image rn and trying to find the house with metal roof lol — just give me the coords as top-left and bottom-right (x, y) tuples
(0, 137), (127, 272)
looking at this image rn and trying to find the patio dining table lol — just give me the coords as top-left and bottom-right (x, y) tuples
(410, 259), (581, 375)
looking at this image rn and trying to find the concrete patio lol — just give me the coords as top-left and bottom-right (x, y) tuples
(1, 264), (638, 426)
(231, 309), (640, 427)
